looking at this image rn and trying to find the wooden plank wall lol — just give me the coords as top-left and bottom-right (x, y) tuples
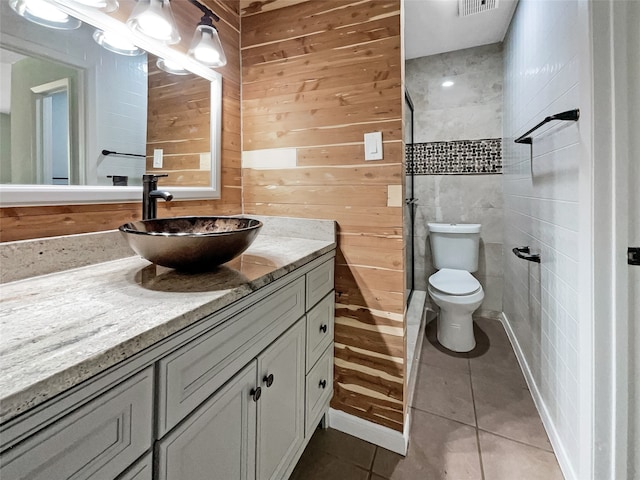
(0, 0), (242, 242)
(145, 55), (213, 187)
(241, 0), (406, 431)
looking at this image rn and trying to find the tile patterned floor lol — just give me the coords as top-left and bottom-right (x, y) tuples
(290, 317), (564, 480)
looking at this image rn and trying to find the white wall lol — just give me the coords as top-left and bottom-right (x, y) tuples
(93, 46), (148, 186)
(502, 1), (592, 479)
(406, 44), (503, 314)
(406, 43), (502, 144)
(629, 3), (640, 474)
(0, 0), (147, 186)
(623, 4), (640, 477)
(591, 1), (640, 477)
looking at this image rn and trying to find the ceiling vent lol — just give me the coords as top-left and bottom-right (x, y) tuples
(458, 0), (498, 17)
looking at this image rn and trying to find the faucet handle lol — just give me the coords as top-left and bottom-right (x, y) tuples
(143, 173), (169, 182)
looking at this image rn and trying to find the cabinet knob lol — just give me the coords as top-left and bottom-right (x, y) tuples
(250, 387), (262, 402)
(263, 373), (274, 388)
(319, 379), (327, 389)
(319, 324), (328, 333)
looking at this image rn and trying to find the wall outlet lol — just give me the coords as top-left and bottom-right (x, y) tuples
(153, 149), (163, 168)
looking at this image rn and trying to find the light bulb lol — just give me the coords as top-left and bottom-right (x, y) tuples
(70, 0), (118, 12)
(9, 0), (81, 30)
(188, 24), (226, 67)
(156, 58), (190, 75)
(136, 10), (172, 39)
(127, 0), (180, 44)
(161, 58), (182, 70)
(26, 0), (68, 22)
(193, 33), (220, 64)
(93, 30), (143, 56)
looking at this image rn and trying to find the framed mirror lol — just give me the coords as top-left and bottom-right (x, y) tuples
(0, 0), (222, 206)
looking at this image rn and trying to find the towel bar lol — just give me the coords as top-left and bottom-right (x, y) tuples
(512, 246), (541, 263)
(514, 109), (580, 144)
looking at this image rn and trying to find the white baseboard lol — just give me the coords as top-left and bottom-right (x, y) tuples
(500, 313), (576, 480)
(327, 408), (409, 455)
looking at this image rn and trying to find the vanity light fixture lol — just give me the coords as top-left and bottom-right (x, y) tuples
(156, 57), (190, 75)
(93, 30), (143, 56)
(9, 0), (81, 30)
(69, 0), (118, 13)
(126, 0), (180, 45)
(186, 0), (227, 67)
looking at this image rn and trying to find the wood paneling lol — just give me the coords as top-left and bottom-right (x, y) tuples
(241, 1), (399, 46)
(239, 0), (309, 16)
(242, 57), (402, 100)
(244, 163), (402, 186)
(1, 0), (242, 242)
(241, 0), (405, 431)
(0, 198), (241, 242)
(296, 143), (403, 166)
(146, 55), (211, 186)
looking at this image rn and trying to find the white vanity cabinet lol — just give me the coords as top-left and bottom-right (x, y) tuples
(0, 368), (154, 480)
(256, 319), (306, 480)
(157, 319), (306, 480)
(0, 251), (335, 480)
(156, 362), (259, 480)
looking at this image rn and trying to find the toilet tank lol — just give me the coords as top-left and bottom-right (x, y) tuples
(428, 223), (481, 272)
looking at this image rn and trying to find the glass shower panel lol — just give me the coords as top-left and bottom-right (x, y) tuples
(404, 90), (415, 306)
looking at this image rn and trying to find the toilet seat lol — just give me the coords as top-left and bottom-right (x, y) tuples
(428, 268), (480, 295)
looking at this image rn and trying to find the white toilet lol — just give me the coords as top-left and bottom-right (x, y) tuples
(427, 223), (484, 352)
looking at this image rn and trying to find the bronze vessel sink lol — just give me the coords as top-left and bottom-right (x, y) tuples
(119, 216), (263, 271)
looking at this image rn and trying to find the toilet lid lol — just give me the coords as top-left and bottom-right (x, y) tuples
(429, 268), (481, 295)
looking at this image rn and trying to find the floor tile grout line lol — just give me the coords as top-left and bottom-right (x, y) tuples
(475, 428), (486, 480)
(476, 427), (554, 453)
(409, 404), (477, 428)
(369, 446), (378, 475)
(469, 359), (486, 480)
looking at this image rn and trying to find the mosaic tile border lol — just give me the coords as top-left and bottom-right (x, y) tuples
(406, 138), (502, 175)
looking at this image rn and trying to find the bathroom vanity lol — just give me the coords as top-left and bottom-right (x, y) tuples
(0, 218), (336, 480)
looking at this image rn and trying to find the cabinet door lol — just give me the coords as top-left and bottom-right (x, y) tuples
(157, 362), (258, 480)
(0, 368), (153, 480)
(116, 453), (152, 480)
(256, 319), (305, 480)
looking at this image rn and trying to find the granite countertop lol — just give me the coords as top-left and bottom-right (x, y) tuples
(0, 234), (335, 424)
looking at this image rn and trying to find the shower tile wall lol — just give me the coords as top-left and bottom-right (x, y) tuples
(406, 43), (504, 315)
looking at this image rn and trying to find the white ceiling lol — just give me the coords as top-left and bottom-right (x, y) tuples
(404, 0), (518, 59)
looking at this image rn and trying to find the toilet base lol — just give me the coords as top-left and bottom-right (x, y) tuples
(437, 308), (476, 353)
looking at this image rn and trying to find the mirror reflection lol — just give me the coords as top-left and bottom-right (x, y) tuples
(0, 0), (215, 191)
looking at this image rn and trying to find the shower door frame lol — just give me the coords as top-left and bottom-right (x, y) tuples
(404, 89), (415, 307)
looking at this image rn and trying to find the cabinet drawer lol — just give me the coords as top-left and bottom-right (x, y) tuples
(0, 368), (153, 480)
(305, 292), (334, 373)
(157, 277), (305, 436)
(305, 345), (333, 436)
(306, 260), (334, 309)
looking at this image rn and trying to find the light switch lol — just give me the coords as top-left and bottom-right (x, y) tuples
(364, 132), (383, 161)
(153, 149), (163, 168)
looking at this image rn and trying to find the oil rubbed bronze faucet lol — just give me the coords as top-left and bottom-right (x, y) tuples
(142, 174), (173, 220)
